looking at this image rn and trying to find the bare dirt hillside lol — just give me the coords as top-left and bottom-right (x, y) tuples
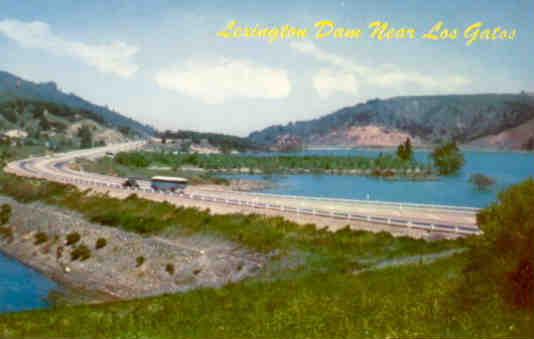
(468, 118), (534, 150)
(308, 125), (425, 147)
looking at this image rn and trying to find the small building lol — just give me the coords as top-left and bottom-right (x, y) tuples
(150, 176), (188, 192)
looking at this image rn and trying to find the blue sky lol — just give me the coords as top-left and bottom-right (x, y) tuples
(0, 0), (532, 135)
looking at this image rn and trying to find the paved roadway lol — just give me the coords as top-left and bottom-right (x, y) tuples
(4, 141), (481, 237)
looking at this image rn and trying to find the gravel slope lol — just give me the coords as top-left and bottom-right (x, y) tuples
(0, 196), (267, 300)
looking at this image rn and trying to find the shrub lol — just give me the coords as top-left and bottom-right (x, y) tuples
(95, 238), (107, 250)
(66, 232), (81, 246)
(136, 256), (145, 267)
(165, 263), (175, 275)
(71, 244), (91, 261)
(0, 204), (12, 225)
(34, 232), (48, 245)
(0, 226), (13, 242)
(470, 173), (496, 191)
(115, 152), (150, 168)
(464, 179), (534, 310)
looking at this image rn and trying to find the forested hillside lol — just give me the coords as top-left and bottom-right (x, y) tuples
(0, 99), (128, 150)
(0, 71), (155, 136)
(160, 130), (264, 152)
(249, 93), (534, 148)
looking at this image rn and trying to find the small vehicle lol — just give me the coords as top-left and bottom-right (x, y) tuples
(122, 178), (140, 189)
(150, 176), (188, 192)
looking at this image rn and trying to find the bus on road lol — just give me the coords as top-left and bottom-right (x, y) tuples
(150, 176), (188, 192)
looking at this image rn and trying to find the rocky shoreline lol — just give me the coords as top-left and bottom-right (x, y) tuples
(0, 196), (267, 300)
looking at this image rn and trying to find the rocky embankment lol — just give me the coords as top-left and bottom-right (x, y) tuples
(0, 197), (266, 300)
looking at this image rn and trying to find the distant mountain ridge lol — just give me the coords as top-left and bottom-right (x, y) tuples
(0, 71), (155, 136)
(248, 93), (534, 149)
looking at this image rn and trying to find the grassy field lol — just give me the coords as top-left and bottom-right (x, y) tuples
(0, 173), (532, 338)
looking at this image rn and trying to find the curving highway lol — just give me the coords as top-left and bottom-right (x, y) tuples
(4, 141), (481, 237)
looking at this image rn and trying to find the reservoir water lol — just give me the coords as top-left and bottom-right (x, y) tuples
(0, 251), (59, 313)
(234, 149), (534, 208)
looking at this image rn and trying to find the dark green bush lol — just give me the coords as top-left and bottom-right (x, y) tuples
(34, 232), (48, 245)
(136, 256), (145, 267)
(470, 173), (495, 191)
(71, 244), (91, 261)
(464, 178), (534, 310)
(66, 232), (81, 246)
(115, 152), (150, 168)
(95, 238), (107, 250)
(0, 204), (12, 225)
(0, 225), (13, 242)
(165, 263), (175, 275)
(0, 177), (69, 204)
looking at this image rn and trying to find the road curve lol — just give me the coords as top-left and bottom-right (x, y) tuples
(4, 142), (481, 237)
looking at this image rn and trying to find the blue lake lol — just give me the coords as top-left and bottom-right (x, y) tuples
(0, 251), (59, 313)
(233, 149), (534, 208)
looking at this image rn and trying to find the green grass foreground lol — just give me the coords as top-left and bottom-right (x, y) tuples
(0, 173), (533, 338)
(1, 256), (532, 338)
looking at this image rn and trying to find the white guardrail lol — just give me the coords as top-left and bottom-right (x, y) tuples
(196, 189), (481, 213)
(6, 145), (481, 237)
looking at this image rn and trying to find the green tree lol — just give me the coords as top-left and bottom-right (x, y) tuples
(462, 179), (534, 310)
(39, 116), (50, 131)
(523, 136), (534, 151)
(78, 124), (93, 149)
(431, 141), (464, 175)
(396, 138), (413, 161)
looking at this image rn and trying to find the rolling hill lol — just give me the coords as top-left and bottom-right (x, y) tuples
(160, 130), (264, 152)
(0, 71), (155, 137)
(248, 93), (534, 150)
(0, 99), (129, 150)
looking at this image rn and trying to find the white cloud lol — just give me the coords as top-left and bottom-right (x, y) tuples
(155, 58), (291, 104)
(0, 19), (139, 78)
(313, 68), (359, 98)
(290, 41), (471, 96)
